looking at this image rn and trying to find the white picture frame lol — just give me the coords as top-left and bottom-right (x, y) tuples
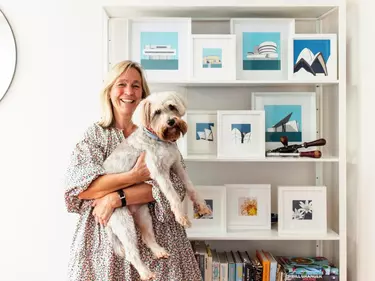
(127, 17), (191, 81)
(230, 18), (295, 81)
(278, 186), (327, 235)
(217, 110), (265, 159)
(185, 185), (227, 234)
(288, 34), (338, 81)
(225, 184), (271, 230)
(251, 92), (317, 150)
(190, 34), (236, 81)
(181, 110), (217, 157)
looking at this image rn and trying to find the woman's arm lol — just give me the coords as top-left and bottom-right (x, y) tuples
(78, 171), (135, 200)
(111, 182), (155, 208)
(92, 182), (155, 225)
(78, 152), (150, 200)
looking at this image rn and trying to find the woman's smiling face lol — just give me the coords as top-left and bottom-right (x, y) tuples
(109, 67), (143, 118)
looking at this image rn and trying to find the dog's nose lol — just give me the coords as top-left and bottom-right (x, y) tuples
(167, 119), (175, 126)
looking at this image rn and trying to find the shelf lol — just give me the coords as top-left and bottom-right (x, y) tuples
(187, 228), (339, 241)
(184, 155), (339, 163)
(104, 1), (342, 19)
(149, 80), (339, 87)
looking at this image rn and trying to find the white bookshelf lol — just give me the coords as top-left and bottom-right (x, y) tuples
(104, 1), (346, 280)
(187, 227), (340, 241)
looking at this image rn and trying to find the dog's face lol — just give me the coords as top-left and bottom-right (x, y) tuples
(138, 91), (188, 142)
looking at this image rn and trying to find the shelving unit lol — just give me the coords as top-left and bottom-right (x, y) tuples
(188, 227), (340, 241)
(103, 1), (346, 280)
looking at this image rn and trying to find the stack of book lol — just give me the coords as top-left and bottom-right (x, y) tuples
(191, 241), (339, 281)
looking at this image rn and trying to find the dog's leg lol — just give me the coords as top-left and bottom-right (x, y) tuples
(152, 170), (191, 228)
(133, 204), (169, 259)
(172, 161), (212, 217)
(108, 208), (156, 281)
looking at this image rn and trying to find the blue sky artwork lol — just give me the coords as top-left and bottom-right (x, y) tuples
(231, 123), (251, 134)
(293, 39), (331, 64)
(202, 48), (222, 59)
(242, 32), (280, 60)
(140, 31), (178, 60)
(264, 105), (302, 130)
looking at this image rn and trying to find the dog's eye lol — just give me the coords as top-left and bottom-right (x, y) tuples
(169, 104), (176, 111)
(154, 109), (161, 115)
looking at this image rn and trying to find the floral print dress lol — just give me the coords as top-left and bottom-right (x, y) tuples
(64, 123), (202, 281)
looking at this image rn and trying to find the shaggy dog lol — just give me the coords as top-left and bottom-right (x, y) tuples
(103, 91), (211, 280)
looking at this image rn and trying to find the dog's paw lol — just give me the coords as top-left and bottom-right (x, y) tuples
(176, 215), (191, 228)
(139, 271), (156, 281)
(151, 246), (170, 259)
(197, 204), (212, 216)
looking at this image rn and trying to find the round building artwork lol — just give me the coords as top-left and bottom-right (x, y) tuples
(242, 32), (281, 71)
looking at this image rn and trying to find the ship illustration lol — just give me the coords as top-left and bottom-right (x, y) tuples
(142, 45), (176, 60)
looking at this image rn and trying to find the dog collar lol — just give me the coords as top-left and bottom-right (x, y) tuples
(143, 127), (163, 142)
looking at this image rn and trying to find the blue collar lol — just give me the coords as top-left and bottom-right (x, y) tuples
(143, 127), (163, 142)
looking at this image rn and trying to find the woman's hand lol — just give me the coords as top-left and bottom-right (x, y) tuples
(92, 192), (120, 226)
(131, 152), (151, 183)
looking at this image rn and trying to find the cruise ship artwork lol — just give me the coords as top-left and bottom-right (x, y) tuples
(265, 106), (302, 142)
(293, 39), (331, 77)
(242, 32), (281, 71)
(196, 123), (214, 141)
(140, 31), (179, 70)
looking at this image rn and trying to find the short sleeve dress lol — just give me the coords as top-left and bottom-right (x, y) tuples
(64, 123), (202, 281)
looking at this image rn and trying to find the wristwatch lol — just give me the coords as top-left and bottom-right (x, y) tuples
(117, 189), (127, 207)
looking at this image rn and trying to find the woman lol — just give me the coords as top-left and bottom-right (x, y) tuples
(64, 60), (202, 281)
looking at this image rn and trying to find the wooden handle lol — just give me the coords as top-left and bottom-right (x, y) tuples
(303, 138), (326, 148)
(300, 150), (322, 158)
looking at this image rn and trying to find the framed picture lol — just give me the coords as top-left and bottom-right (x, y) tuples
(251, 92), (317, 150)
(190, 34), (236, 81)
(127, 18), (191, 81)
(181, 110), (217, 157)
(288, 34), (337, 81)
(230, 18), (295, 80)
(225, 184), (271, 230)
(278, 186), (327, 235)
(217, 110), (265, 159)
(185, 185), (226, 233)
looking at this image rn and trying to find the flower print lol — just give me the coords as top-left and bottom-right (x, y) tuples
(299, 200), (313, 215)
(292, 208), (305, 220)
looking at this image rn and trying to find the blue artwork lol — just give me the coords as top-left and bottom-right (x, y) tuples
(140, 32), (178, 70)
(264, 105), (302, 142)
(293, 39), (331, 76)
(242, 32), (281, 71)
(196, 123), (214, 141)
(202, 48), (222, 68)
(231, 123), (251, 144)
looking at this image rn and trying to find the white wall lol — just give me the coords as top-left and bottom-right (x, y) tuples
(0, 1), (104, 280)
(0, 0), (373, 280)
(347, 0), (375, 280)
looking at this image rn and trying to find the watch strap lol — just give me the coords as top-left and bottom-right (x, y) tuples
(117, 189), (127, 207)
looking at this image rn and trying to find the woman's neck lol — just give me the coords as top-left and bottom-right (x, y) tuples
(115, 117), (137, 137)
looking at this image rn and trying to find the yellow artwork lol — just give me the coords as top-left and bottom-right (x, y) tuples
(239, 197), (258, 216)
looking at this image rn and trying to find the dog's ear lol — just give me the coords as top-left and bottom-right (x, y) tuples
(173, 92), (187, 116)
(137, 99), (152, 128)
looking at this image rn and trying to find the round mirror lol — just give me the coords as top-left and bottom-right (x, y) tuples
(0, 9), (17, 103)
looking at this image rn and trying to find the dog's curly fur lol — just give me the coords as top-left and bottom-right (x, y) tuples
(104, 91), (211, 280)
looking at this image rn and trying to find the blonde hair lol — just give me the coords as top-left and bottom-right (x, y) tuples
(98, 60), (151, 127)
